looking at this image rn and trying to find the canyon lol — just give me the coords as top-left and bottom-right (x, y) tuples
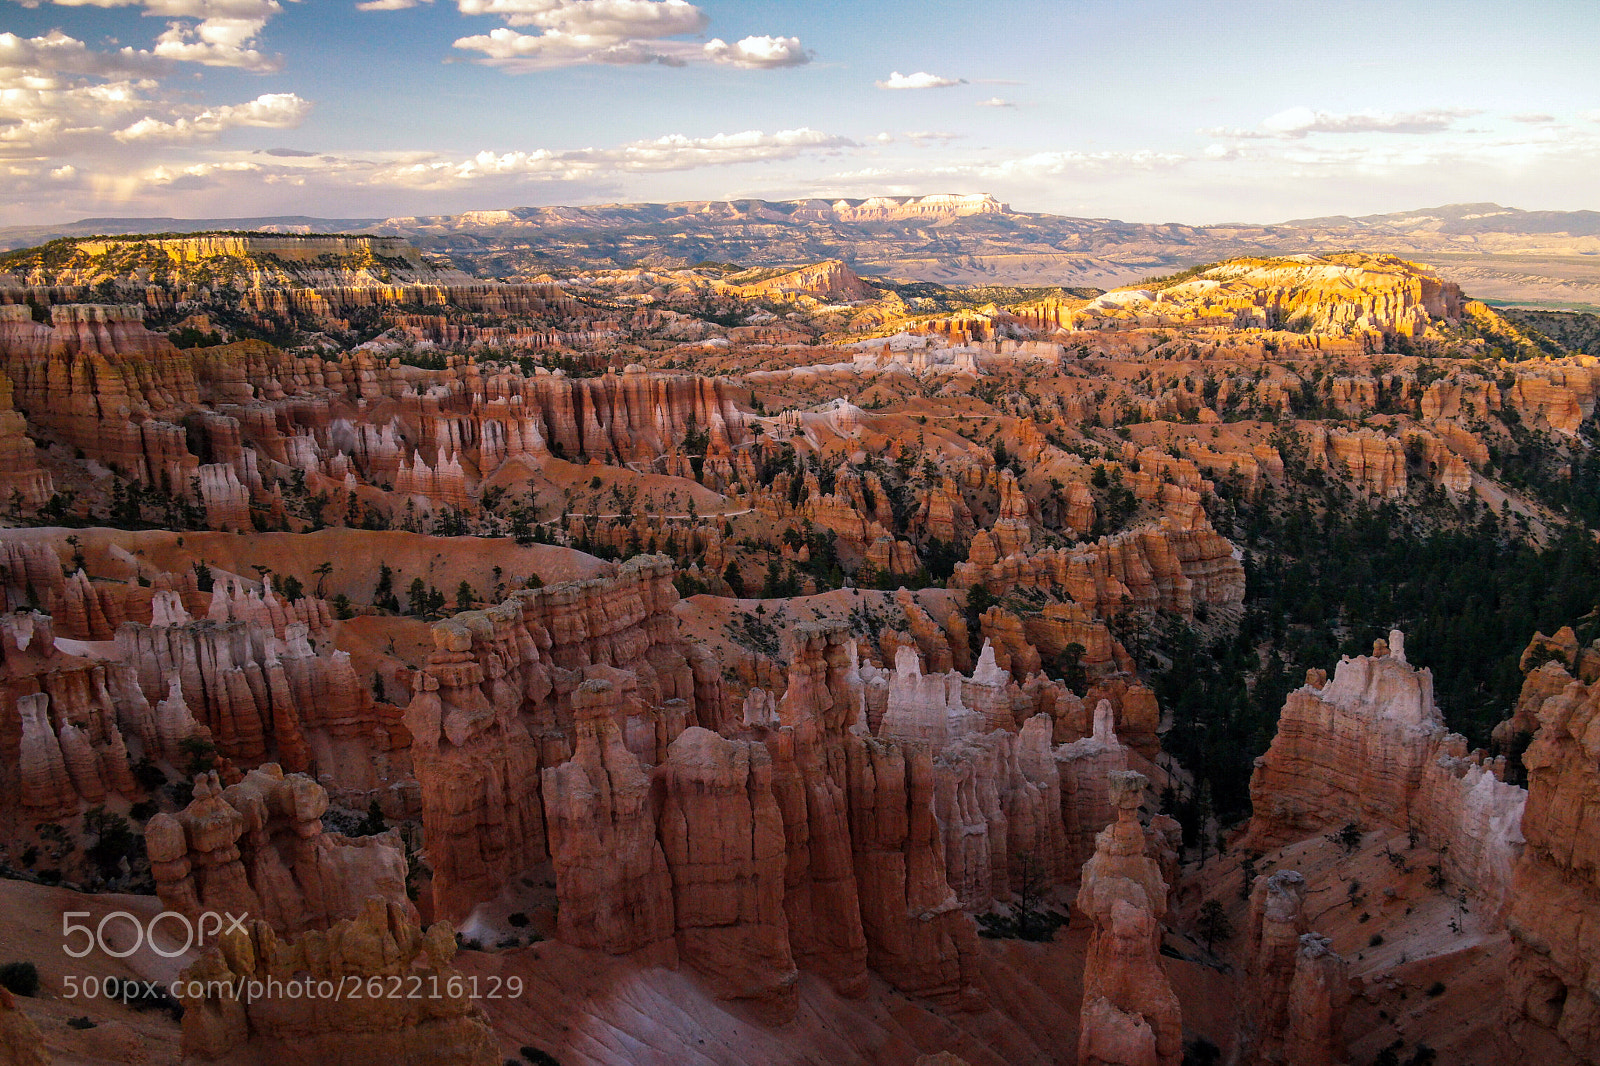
(0, 233), (1595, 1066)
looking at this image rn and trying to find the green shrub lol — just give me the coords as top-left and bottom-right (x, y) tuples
(131, 758), (167, 792)
(0, 961), (40, 997)
(521, 1048), (562, 1066)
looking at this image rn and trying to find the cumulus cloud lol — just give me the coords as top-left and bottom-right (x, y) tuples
(703, 35), (808, 69)
(450, 0), (809, 71)
(138, 157), (280, 190)
(456, 0), (705, 34)
(0, 2), (809, 216)
(0, 14), (306, 161)
(875, 70), (964, 90)
(19, 0), (289, 70)
(0, 29), (167, 78)
(0, 31), (167, 155)
(113, 91), (310, 140)
(19, 0), (286, 15)
(452, 26), (688, 67)
(976, 97), (1014, 108)
(152, 17), (278, 70)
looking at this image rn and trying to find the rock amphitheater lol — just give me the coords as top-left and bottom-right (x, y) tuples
(0, 238), (1593, 1065)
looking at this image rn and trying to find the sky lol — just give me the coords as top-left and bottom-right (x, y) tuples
(1, 0), (1597, 226)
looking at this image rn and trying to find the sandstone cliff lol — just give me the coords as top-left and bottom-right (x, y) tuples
(1244, 631), (1525, 908)
(1502, 648), (1600, 1060)
(146, 766), (413, 935)
(176, 898), (497, 1065)
(405, 555), (714, 922)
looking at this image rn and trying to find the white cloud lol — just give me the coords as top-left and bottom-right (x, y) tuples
(1197, 125), (1274, 140)
(375, 148), (575, 187)
(974, 149), (1187, 178)
(805, 149), (1189, 198)
(114, 91), (310, 140)
(1258, 106), (1481, 138)
(1509, 112), (1555, 124)
(139, 157), (275, 188)
(600, 127), (853, 172)
(976, 97), (1014, 108)
(152, 17), (278, 70)
(16, 119), (1600, 227)
(905, 130), (963, 143)
(20, 0), (285, 15)
(875, 70), (964, 90)
(356, 0), (430, 8)
(1204, 107), (1486, 142)
(702, 35), (808, 69)
(452, 26), (692, 67)
(18, 0), (288, 70)
(133, 126), (854, 194)
(0, 32), (166, 155)
(456, 0), (705, 34)
(0, 29), (167, 77)
(451, 0), (809, 71)
(102, 125), (853, 196)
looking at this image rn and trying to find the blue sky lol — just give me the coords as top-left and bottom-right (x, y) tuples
(1, 0), (1596, 225)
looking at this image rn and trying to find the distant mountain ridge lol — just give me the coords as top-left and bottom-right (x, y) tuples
(2, 197), (1596, 307)
(1279, 202), (1600, 238)
(0, 232), (461, 290)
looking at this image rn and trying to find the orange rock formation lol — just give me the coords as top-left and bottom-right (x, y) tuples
(1075, 770), (1182, 1066)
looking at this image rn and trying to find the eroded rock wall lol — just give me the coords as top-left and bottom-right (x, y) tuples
(1244, 631), (1525, 907)
(146, 766), (413, 936)
(1503, 660), (1600, 1060)
(175, 899), (497, 1066)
